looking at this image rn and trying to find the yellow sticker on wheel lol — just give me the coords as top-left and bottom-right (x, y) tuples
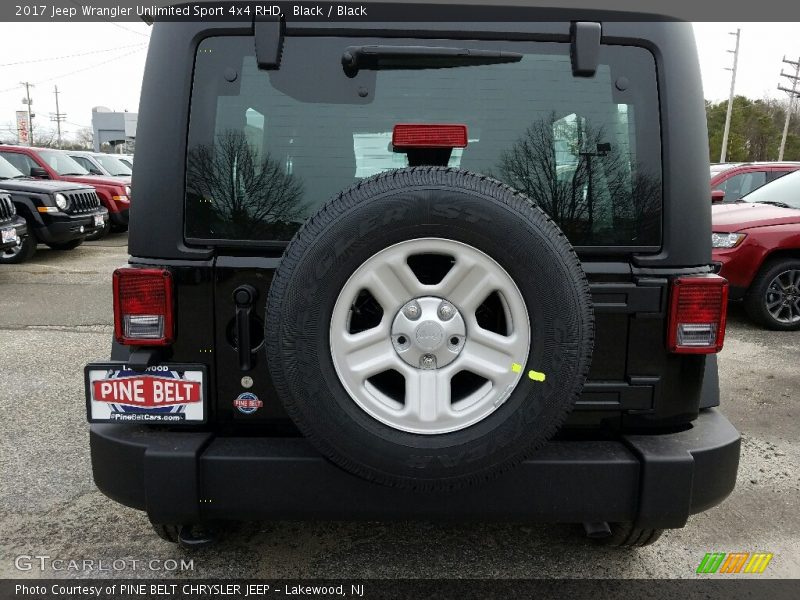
(528, 370), (546, 382)
(511, 362), (545, 382)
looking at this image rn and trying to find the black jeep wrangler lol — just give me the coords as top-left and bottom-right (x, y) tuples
(0, 155), (107, 264)
(86, 5), (740, 547)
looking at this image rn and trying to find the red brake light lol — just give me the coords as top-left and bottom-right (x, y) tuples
(113, 268), (174, 346)
(392, 124), (468, 149)
(667, 275), (729, 354)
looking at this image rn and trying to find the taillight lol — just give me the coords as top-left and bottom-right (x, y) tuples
(667, 275), (729, 354)
(113, 268), (174, 346)
(392, 124), (468, 149)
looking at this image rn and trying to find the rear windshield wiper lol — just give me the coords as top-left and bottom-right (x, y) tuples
(342, 45), (522, 77)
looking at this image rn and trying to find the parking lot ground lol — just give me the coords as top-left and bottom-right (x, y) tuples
(0, 235), (798, 579)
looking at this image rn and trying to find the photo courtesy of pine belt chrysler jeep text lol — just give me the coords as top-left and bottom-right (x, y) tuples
(84, 4), (741, 548)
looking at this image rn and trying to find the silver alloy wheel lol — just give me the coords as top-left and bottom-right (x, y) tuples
(765, 269), (800, 324)
(330, 238), (531, 435)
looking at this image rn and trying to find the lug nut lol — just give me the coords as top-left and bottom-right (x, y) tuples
(420, 354), (436, 369)
(403, 301), (421, 320)
(438, 301), (455, 321)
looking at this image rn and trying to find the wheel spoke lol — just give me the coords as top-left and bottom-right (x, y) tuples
(366, 260), (421, 313)
(458, 326), (517, 380)
(403, 368), (453, 423)
(342, 334), (398, 380)
(766, 297), (783, 310)
(791, 297), (800, 321)
(438, 258), (495, 313)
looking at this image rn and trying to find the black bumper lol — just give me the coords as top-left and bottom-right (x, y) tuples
(0, 216), (27, 250)
(90, 409), (740, 529)
(109, 207), (129, 227)
(32, 208), (108, 244)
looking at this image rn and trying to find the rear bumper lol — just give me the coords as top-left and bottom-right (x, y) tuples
(90, 408), (740, 529)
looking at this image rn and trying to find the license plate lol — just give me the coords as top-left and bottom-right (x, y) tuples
(1, 227), (16, 244)
(93, 215), (105, 227)
(85, 363), (206, 424)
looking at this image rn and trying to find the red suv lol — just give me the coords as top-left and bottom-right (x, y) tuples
(710, 162), (800, 203)
(0, 145), (130, 239)
(712, 169), (800, 329)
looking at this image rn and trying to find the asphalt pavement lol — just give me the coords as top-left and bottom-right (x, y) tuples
(0, 235), (797, 579)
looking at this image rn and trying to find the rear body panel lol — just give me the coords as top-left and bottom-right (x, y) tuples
(124, 17), (715, 431)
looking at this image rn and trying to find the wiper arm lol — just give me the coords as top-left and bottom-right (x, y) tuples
(342, 45), (522, 77)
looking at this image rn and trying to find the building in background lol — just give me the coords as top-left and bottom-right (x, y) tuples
(91, 107), (137, 152)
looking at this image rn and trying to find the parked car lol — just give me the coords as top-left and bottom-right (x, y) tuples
(64, 150), (132, 183)
(117, 154), (134, 169)
(712, 169), (800, 330)
(710, 162), (800, 203)
(85, 13), (739, 548)
(0, 154), (107, 263)
(0, 192), (28, 261)
(0, 145), (130, 240)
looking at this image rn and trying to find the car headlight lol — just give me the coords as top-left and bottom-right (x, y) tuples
(54, 193), (68, 211)
(712, 232), (746, 249)
(125, 186), (131, 196)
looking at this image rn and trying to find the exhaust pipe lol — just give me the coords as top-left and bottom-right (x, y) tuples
(583, 521), (612, 539)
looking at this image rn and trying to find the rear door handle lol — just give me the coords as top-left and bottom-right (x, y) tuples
(233, 285), (258, 372)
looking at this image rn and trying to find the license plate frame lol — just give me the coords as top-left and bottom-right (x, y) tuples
(85, 362), (207, 424)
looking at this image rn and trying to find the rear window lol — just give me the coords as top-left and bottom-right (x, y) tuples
(186, 36), (662, 248)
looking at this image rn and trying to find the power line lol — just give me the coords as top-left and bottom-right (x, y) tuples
(67, 0), (150, 38)
(0, 43), (147, 67)
(0, 47), (146, 94)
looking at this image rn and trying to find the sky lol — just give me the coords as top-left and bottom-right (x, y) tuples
(0, 22), (798, 142)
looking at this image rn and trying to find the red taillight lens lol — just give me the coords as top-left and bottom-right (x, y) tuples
(392, 124), (468, 149)
(667, 275), (729, 354)
(113, 268), (174, 346)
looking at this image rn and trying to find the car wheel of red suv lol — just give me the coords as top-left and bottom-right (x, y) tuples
(744, 258), (800, 331)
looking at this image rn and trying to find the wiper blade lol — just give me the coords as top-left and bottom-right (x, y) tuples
(342, 45), (522, 77)
(754, 200), (792, 208)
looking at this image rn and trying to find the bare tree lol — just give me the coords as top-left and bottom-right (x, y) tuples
(495, 114), (660, 244)
(186, 131), (306, 239)
(76, 127), (94, 150)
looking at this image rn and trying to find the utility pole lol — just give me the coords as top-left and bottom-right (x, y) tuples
(720, 28), (741, 163)
(50, 85), (66, 149)
(20, 81), (35, 146)
(778, 56), (800, 161)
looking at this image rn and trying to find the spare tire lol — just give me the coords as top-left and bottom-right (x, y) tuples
(265, 168), (593, 490)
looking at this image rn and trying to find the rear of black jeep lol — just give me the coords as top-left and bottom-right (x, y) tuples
(86, 8), (740, 547)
